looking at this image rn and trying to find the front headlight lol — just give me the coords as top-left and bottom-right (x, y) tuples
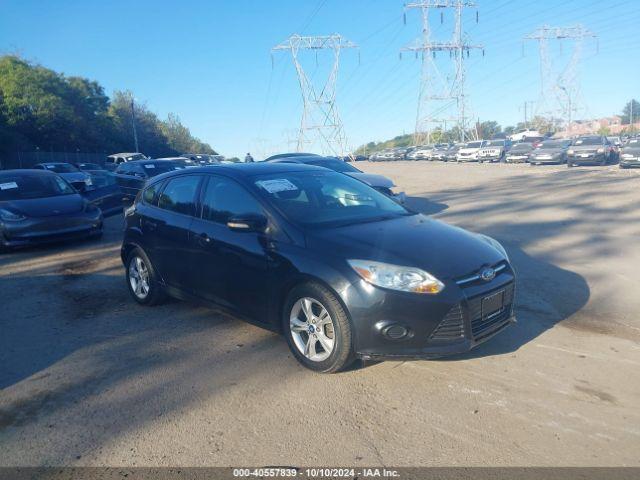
(477, 234), (509, 261)
(84, 177), (93, 186)
(597, 148), (605, 154)
(0, 208), (26, 222)
(348, 259), (444, 294)
(567, 149), (574, 154)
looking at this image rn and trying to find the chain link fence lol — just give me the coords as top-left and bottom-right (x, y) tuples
(1, 151), (108, 170)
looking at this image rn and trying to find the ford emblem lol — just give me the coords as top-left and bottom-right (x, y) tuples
(480, 267), (496, 282)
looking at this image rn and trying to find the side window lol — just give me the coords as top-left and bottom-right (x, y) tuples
(158, 175), (201, 216)
(201, 176), (263, 224)
(142, 182), (160, 205)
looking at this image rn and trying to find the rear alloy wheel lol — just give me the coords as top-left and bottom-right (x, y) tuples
(126, 248), (165, 305)
(284, 283), (355, 373)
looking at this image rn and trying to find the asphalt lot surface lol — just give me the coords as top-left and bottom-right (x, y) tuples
(1, 161), (639, 467)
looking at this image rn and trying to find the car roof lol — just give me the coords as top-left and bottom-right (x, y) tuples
(267, 155), (339, 164)
(36, 162), (72, 166)
(108, 152), (142, 157)
(148, 162), (327, 184)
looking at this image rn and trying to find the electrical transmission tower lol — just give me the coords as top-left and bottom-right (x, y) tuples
(524, 24), (597, 130)
(272, 34), (358, 156)
(402, 1), (483, 145)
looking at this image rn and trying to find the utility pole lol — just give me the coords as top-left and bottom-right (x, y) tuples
(402, 1), (483, 145)
(272, 34), (358, 156)
(519, 101), (535, 130)
(130, 96), (140, 153)
(524, 25), (597, 130)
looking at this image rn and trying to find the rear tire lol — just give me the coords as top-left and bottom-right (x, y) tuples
(283, 282), (355, 373)
(125, 247), (166, 306)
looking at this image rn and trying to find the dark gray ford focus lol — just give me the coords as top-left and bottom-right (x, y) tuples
(121, 163), (515, 372)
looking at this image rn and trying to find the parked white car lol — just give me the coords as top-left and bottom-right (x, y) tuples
(478, 139), (512, 162)
(407, 146), (433, 160)
(456, 140), (486, 162)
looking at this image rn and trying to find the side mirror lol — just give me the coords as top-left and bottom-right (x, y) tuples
(227, 214), (268, 233)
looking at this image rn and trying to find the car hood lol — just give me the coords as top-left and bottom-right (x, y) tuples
(507, 150), (531, 156)
(309, 214), (505, 281)
(480, 147), (504, 153)
(58, 172), (89, 183)
(532, 148), (564, 156)
(621, 147), (640, 155)
(0, 194), (85, 218)
(346, 172), (395, 188)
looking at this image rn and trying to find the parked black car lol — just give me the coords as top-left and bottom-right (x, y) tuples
(619, 138), (640, 168)
(265, 155), (405, 203)
(504, 143), (534, 163)
(528, 139), (572, 165)
(0, 170), (103, 251)
(121, 163), (515, 372)
(567, 136), (612, 167)
(264, 153), (320, 162)
(114, 159), (191, 202)
(82, 170), (125, 217)
(33, 163), (93, 191)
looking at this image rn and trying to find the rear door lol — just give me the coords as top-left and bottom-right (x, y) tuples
(189, 174), (271, 321)
(151, 174), (203, 292)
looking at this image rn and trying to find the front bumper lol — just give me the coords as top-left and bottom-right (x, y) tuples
(478, 153), (503, 162)
(505, 155), (529, 163)
(620, 156), (640, 167)
(567, 153), (605, 165)
(345, 265), (516, 360)
(0, 211), (103, 248)
(530, 156), (563, 165)
(456, 155), (478, 162)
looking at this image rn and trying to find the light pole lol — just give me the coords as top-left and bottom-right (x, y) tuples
(130, 95), (139, 153)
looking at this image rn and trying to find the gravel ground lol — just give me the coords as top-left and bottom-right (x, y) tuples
(0, 161), (639, 467)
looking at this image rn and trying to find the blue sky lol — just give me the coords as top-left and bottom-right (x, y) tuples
(1, 0), (638, 157)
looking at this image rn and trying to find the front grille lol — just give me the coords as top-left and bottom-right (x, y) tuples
(468, 283), (515, 341)
(429, 304), (464, 341)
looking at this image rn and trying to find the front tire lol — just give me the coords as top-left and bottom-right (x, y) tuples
(125, 247), (166, 305)
(283, 282), (355, 373)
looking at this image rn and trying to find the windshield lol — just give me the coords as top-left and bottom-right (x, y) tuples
(573, 137), (602, 146)
(126, 154), (146, 161)
(465, 142), (483, 148)
(42, 163), (79, 173)
(253, 170), (410, 227)
(511, 144), (532, 151)
(0, 174), (75, 201)
(539, 141), (566, 149)
(307, 159), (360, 173)
(485, 140), (505, 147)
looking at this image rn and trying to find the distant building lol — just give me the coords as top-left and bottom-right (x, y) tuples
(559, 116), (639, 137)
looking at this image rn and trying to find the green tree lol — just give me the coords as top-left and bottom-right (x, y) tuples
(620, 99), (639, 125)
(160, 113), (217, 155)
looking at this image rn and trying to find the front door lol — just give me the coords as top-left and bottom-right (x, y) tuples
(189, 174), (271, 322)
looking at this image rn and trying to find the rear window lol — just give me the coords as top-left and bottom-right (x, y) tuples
(157, 175), (201, 216)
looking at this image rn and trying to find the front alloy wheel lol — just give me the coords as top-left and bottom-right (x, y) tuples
(290, 297), (335, 362)
(283, 283), (355, 373)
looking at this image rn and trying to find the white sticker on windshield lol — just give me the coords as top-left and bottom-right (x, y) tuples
(256, 179), (298, 194)
(0, 182), (18, 190)
(45, 165), (56, 169)
(143, 164), (156, 169)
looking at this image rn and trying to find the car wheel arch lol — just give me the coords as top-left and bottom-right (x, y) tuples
(277, 273), (355, 337)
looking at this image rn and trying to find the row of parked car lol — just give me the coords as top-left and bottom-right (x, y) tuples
(0, 152), (408, 252)
(368, 135), (640, 168)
